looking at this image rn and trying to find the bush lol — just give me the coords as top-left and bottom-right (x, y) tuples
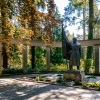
(2, 68), (23, 74)
(82, 81), (100, 91)
(80, 59), (95, 74)
(50, 64), (67, 71)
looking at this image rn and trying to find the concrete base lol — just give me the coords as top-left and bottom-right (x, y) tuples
(63, 70), (85, 82)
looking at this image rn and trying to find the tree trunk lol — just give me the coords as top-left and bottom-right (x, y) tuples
(83, 7), (86, 59)
(86, 0), (94, 59)
(2, 44), (8, 69)
(31, 46), (35, 69)
(1, 0), (9, 68)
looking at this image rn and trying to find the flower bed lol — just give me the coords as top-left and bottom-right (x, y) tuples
(82, 81), (100, 91)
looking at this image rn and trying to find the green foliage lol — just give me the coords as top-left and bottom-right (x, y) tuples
(2, 68), (23, 74)
(61, 79), (66, 85)
(82, 81), (100, 91)
(63, 0), (83, 27)
(27, 65), (34, 73)
(54, 28), (62, 41)
(34, 46), (46, 72)
(50, 64), (67, 71)
(33, 28), (67, 72)
(39, 75), (46, 79)
(75, 76), (81, 85)
(57, 74), (63, 76)
(9, 44), (22, 69)
(50, 48), (66, 65)
(87, 46), (93, 59)
(35, 75), (46, 81)
(50, 79), (56, 84)
(80, 59), (95, 74)
(35, 76), (40, 81)
(96, 82), (100, 90)
(87, 75), (96, 78)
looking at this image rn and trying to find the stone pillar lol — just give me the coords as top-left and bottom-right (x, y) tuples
(83, 47), (87, 59)
(94, 45), (100, 74)
(22, 45), (28, 73)
(0, 43), (2, 75)
(46, 46), (50, 71)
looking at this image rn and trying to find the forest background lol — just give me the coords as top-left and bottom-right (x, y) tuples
(0, 0), (100, 75)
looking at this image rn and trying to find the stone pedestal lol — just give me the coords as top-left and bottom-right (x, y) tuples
(63, 70), (85, 82)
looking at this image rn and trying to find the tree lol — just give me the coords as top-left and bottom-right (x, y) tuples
(86, 0), (94, 59)
(50, 6), (65, 65)
(63, 0), (100, 59)
(63, 0), (83, 28)
(0, 0), (15, 68)
(0, 0), (59, 71)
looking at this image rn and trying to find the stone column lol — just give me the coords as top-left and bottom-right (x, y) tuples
(0, 43), (2, 75)
(94, 45), (100, 74)
(22, 45), (28, 73)
(46, 46), (50, 71)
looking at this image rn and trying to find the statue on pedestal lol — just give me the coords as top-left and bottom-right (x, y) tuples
(62, 22), (81, 70)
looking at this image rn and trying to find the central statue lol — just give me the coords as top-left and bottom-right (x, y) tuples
(62, 22), (81, 70)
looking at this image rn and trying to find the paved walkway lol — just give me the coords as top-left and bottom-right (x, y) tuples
(0, 74), (100, 100)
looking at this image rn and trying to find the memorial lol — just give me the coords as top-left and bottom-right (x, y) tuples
(62, 21), (85, 82)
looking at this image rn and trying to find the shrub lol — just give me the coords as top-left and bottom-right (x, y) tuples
(80, 59), (95, 74)
(50, 79), (56, 84)
(82, 81), (100, 91)
(35, 76), (40, 81)
(2, 68), (23, 74)
(96, 82), (100, 90)
(50, 64), (67, 71)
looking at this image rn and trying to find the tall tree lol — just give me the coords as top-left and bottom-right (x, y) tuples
(0, 0), (60, 71)
(86, 0), (94, 59)
(15, 0), (45, 69)
(50, 6), (65, 65)
(63, 0), (100, 59)
(30, 0), (47, 69)
(0, 0), (15, 68)
(1, 0), (8, 68)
